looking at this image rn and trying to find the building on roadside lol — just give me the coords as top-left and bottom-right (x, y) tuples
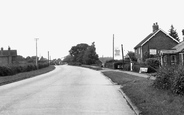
(134, 23), (179, 62)
(0, 47), (17, 65)
(160, 41), (184, 66)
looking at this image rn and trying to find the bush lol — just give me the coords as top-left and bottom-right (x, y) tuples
(123, 63), (130, 71)
(153, 66), (175, 90)
(145, 58), (160, 69)
(153, 65), (184, 95)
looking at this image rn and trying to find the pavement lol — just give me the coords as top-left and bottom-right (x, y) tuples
(0, 65), (135, 115)
(100, 68), (156, 80)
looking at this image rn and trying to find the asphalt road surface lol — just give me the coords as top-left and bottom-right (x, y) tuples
(0, 65), (135, 115)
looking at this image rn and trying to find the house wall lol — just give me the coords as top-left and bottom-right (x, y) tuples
(141, 31), (178, 60)
(0, 57), (9, 65)
(135, 47), (142, 62)
(0, 56), (17, 65)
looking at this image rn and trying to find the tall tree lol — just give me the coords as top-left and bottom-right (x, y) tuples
(69, 43), (89, 63)
(182, 29), (184, 41)
(169, 25), (179, 42)
(83, 42), (99, 65)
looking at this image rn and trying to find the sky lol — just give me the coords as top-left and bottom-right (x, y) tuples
(0, 0), (184, 60)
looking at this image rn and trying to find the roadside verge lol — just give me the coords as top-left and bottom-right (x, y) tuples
(0, 65), (55, 86)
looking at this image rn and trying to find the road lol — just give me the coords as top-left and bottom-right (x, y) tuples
(0, 65), (135, 115)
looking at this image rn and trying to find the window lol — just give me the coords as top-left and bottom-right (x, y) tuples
(150, 49), (157, 55)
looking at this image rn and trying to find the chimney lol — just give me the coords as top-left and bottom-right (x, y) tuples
(8, 46), (11, 56)
(152, 22), (159, 32)
(8, 46), (10, 51)
(1, 47), (3, 55)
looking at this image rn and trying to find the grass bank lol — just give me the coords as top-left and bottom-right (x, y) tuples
(102, 71), (184, 115)
(0, 65), (55, 86)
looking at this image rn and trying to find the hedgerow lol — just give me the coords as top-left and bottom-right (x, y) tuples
(0, 63), (49, 76)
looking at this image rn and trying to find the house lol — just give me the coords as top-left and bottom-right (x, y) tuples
(0, 47), (17, 65)
(160, 41), (184, 66)
(134, 23), (179, 62)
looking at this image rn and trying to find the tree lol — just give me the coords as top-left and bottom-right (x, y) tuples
(169, 25), (179, 42)
(69, 43), (89, 63)
(182, 29), (184, 41)
(127, 51), (137, 62)
(63, 55), (73, 63)
(82, 42), (99, 65)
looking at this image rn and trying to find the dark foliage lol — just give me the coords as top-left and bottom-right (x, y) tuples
(145, 58), (160, 69)
(0, 63), (49, 77)
(153, 65), (184, 95)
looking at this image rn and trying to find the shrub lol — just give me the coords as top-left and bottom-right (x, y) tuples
(153, 65), (184, 95)
(145, 58), (160, 69)
(123, 63), (130, 71)
(133, 64), (140, 72)
(171, 66), (184, 95)
(153, 66), (175, 90)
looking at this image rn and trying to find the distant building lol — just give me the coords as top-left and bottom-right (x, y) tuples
(0, 47), (17, 65)
(134, 23), (179, 62)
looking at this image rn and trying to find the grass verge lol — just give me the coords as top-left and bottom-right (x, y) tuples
(102, 71), (184, 115)
(0, 65), (55, 86)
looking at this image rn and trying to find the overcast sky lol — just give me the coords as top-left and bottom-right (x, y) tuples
(0, 0), (184, 59)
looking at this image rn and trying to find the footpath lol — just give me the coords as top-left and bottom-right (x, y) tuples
(100, 68), (156, 80)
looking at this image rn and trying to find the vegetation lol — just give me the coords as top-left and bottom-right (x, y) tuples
(0, 65), (55, 86)
(64, 42), (100, 65)
(102, 71), (184, 115)
(145, 58), (160, 69)
(0, 63), (49, 76)
(127, 51), (137, 62)
(153, 65), (184, 95)
(169, 25), (179, 42)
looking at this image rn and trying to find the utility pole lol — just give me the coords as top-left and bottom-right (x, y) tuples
(35, 38), (39, 69)
(121, 44), (124, 61)
(121, 44), (124, 69)
(113, 34), (114, 60)
(48, 51), (50, 65)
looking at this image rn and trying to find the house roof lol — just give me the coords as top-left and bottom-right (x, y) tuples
(160, 41), (184, 54)
(0, 50), (17, 56)
(172, 41), (184, 52)
(134, 29), (180, 49)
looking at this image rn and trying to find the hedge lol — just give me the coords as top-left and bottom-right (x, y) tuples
(0, 63), (49, 77)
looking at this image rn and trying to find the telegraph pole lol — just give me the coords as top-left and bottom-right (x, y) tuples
(121, 44), (124, 69)
(35, 38), (39, 69)
(48, 51), (50, 65)
(121, 44), (124, 61)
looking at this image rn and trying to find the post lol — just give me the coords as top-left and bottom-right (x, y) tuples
(48, 51), (50, 65)
(121, 44), (124, 69)
(35, 38), (39, 69)
(113, 34), (114, 60)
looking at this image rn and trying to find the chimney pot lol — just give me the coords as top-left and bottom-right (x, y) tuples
(152, 22), (159, 32)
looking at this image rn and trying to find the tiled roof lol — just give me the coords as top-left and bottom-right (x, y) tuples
(134, 32), (155, 49)
(172, 41), (184, 52)
(0, 50), (17, 56)
(134, 29), (179, 49)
